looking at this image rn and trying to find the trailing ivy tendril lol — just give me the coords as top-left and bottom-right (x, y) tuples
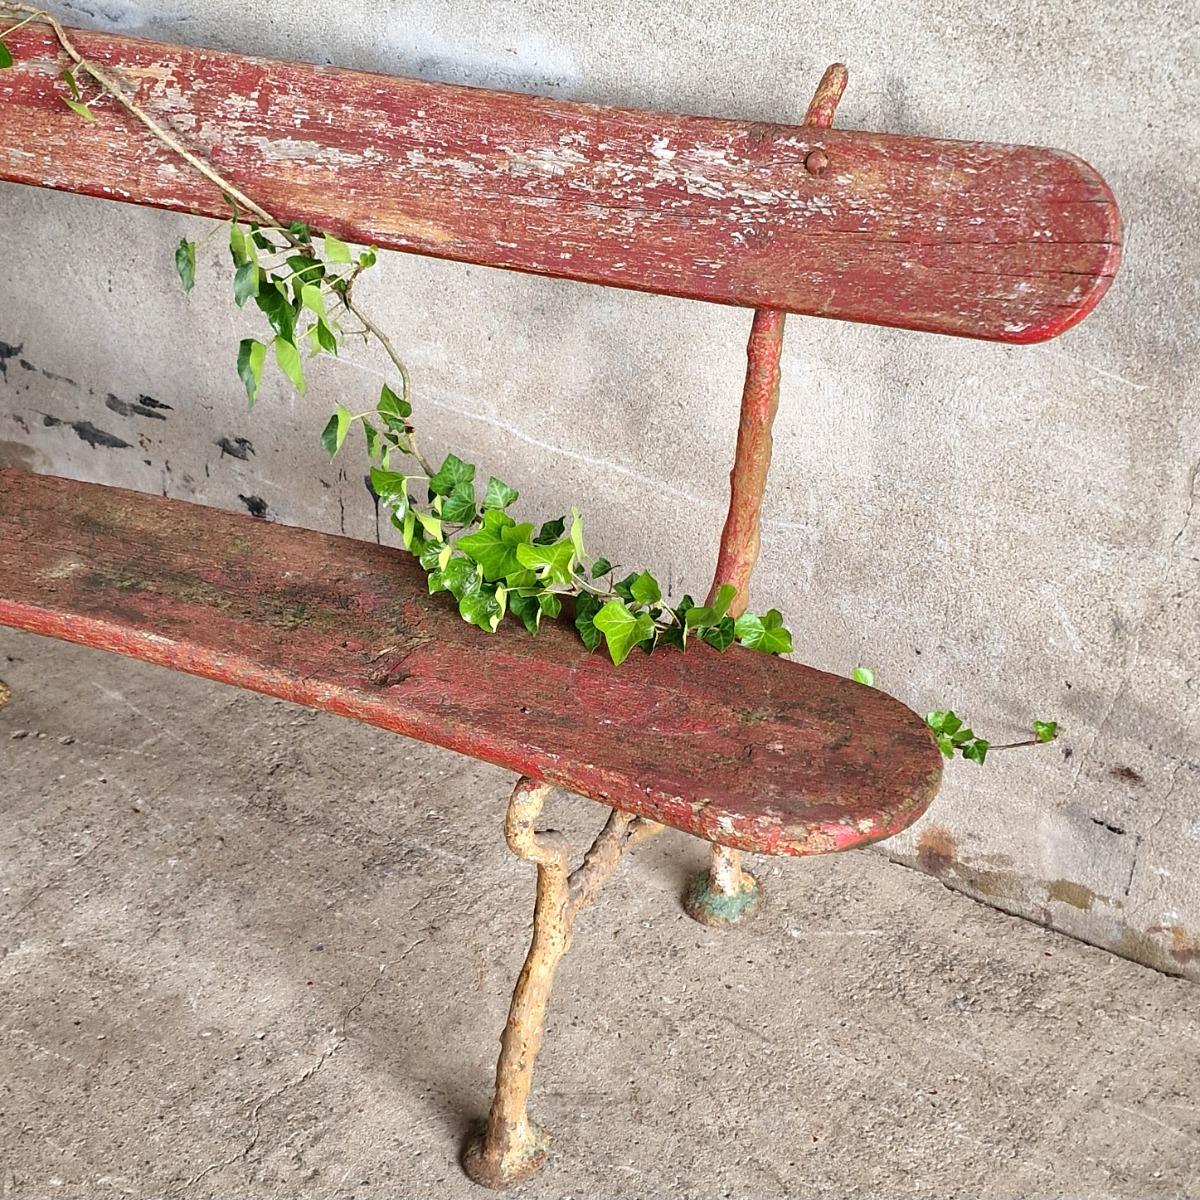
(0, 6), (1063, 755)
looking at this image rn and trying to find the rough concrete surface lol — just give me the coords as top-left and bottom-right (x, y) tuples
(3, 631), (1200, 1199)
(0, 3), (1196, 982)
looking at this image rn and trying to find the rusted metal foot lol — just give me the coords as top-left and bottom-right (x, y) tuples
(463, 776), (659, 1189)
(684, 844), (761, 927)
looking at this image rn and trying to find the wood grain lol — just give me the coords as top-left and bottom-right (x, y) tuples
(0, 469), (942, 856)
(0, 26), (1120, 342)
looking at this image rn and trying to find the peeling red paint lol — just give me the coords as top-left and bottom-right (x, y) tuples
(0, 26), (1120, 343)
(0, 469), (942, 857)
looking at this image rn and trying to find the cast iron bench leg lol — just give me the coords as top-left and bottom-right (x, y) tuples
(683, 843), (761, 926)
(690, 65), (848, 929)
(463, 776), (660, 1188)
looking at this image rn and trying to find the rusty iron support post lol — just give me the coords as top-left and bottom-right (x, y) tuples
(686, 64), (849, 929)
(463, 776), (660, 1188)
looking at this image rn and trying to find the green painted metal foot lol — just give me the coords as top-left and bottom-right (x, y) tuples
(683, 866), (761, 927)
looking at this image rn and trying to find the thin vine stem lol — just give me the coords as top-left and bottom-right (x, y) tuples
(0, 3), (435, 475)
(0, 5), (1064, 729)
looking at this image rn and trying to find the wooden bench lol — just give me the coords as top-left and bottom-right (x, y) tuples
(0, 22), (1121, 1189)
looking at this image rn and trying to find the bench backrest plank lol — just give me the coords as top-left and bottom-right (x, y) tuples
(0, 26), (1120, 343)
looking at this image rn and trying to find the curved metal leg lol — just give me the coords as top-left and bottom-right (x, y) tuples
(463, 777), (659, 1189)
(698, 65), (850, 926)
(684, 844), (761, 927)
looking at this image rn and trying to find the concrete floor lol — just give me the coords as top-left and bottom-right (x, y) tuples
(1, 630), (1198, 1200)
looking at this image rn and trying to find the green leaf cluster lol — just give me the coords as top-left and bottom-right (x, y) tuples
(177, 215), (380, 409)
(344, 426), (796, 665)
(162, 211), (794, 666)
(926, 709), (990, 763)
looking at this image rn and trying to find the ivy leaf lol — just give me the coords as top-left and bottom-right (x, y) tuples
(256, 285), (295, 342)
(591, 557), (612, 579)
(614, 572), (638, 604)
(1033, 720), (1059, 743)
(516, 539), (575, 586)
(415, 510), (443, 541)
(535, 517), (566, 545)
(377, 382), (411, 433)
(933, 732), (956, 759)
(323, 233), (353, 263)
(483, 477), (519, 511)
(274, 336), (306, 394)
(61, 69), (80, 98)
(441, 480), (477, 524)
(287, 220), (312, 243)
(314, 316), (339, 355)
(299, 282), (329, 323)
(369, 467), (408, 511)
(851, 666), (875, 687)
(685, 583), (738, 630)
(459, 583), (503, 633)
(734, 610), (793, 654)
(418, 539), (446, 571)
(229, 223), (254, 267)
(362, 419), (380, 460)
(381, 384), (415, 422)
(320, 403), (351, 459)
(538, 592), (561, 619)
(508, 590), (542, 634)
(0, 43), (13, 70)
(62, 97), (95, 122)
(961, 738), (990, 765)
(359, 247), (378, 268)
(428, 555), (476, 599)
(569, 508), (586, 561)
(285, 253), (323, 285)
(457, 509), (532, 581)
(174, 238), (196, 293)
(701, 615), (736, 651)
(926, 710), (962, 737)
(575, 592), (603, 652)
(429, 452), (475, 499)
(593, 599), (656, 666)
(233, 260), (259, 307)
(236, 337), (267, 409)
(629, 571), (662, 608)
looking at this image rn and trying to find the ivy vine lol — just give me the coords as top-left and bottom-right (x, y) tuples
(0, 6), (1061, 759)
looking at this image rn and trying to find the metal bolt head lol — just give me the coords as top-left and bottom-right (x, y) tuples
(805, 149), (829, 176)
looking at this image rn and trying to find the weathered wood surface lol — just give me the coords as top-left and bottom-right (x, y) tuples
(0, 470), (941, 855)
(0, 27), (1119, 342)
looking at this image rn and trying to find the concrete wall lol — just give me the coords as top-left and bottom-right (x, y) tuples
(1, 0), (1196, 978)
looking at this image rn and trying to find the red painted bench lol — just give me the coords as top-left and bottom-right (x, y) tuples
(0, 23), (1120, 1190)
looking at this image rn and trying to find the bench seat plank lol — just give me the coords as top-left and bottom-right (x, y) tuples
(0, 469), (941, 855)
(0, 27), (1119, 343)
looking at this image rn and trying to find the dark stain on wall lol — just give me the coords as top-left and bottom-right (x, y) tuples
(238, 494), (268, 518)
(0, 340), (22, 379)
(1109, 765), (1144, 785)
(1046, 879), (1105, 911)
(19, 358), (76, 386)
(217, 436), (255, 460)
(106, 393), (173, 421)
(0, 440), (38, 471)
(1116, 925), (1200, 973)
(42, 414), (132, 450)
(915, 826), (1018, 902)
